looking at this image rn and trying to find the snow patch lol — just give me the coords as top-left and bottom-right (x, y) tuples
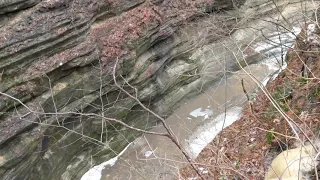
(143, 151), (153, 158)
(188, 178), (198, 180)
(255, 27), (301, 85)
(189, 107), (213, 120)
(307, 23), (318, 43)
(307, 24), (316, 37)
(198, 167), (208, 174)
(81, 143), (132, 180)
(186, 106), (243, 158)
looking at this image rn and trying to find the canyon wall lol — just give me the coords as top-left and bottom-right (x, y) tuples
(0, 0), (317, 179)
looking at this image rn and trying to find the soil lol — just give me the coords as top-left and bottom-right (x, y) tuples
(179, 24), (320, 180)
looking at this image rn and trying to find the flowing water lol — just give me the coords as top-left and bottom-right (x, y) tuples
(100, 66), (284, 180)
(81, 25), (300, 179)
(80, 1), (320, 178)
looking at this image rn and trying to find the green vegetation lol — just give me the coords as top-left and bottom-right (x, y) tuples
(272, 84), (292, 112)
(266, 129), (275, 144)
(298, 77), (308, 86)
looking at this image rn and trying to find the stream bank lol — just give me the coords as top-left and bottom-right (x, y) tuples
(181, 11), (320, 180)
(85, 1), (320, 179)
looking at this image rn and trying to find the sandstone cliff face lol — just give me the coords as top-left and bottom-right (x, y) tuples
(0, 0), (244, 179)
(1, 0), (317, 179)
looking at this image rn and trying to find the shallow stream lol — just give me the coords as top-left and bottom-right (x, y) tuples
(81, 26), (300, 180)
(80, 1), (319, 178)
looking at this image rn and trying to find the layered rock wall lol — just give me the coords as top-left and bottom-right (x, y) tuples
(0, 0), (318, 179)
(0, 0), (243, 179)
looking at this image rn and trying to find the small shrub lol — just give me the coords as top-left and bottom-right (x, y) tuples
(298, 77), (308, 86)
(266, 129), (275, 144)
(272, 85), (292, 112)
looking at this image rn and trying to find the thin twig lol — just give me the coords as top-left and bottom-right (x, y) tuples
(113, 57), (205, 180)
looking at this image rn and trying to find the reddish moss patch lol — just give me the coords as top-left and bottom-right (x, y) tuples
(90, 0), (215, 64)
